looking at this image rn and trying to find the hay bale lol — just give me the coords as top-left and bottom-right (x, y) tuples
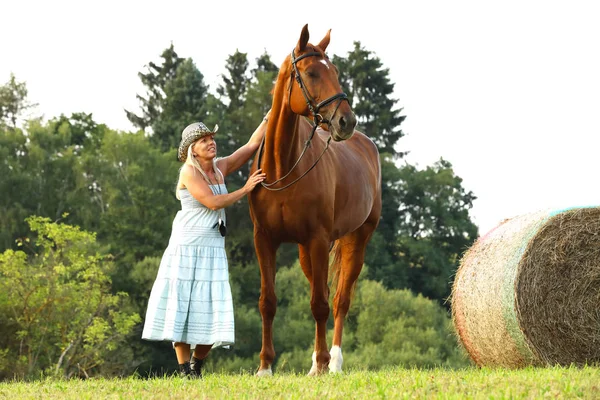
(451, 207), (600, 368)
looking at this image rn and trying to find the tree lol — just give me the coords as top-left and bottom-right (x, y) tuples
(0, 74), (36, 128)
(0, 114), (106, 252)
(345, 279), (469, 369)
(364, 154), (405, 279)
(333, 43), (406, 157)
(126, 45), (213, 151)
(151, 58), (212, 151)
(395, 159), (478, 302)
(246, 52), (278, 121)
(78, 129), (180, 274)
(217, 50), (250, 111)
(367, 159), (478, 303)
(0, 216), (140, 380)
(0, 109), (180, 286)
(125, 44), (184, 131)
(0, 125), (28, 251)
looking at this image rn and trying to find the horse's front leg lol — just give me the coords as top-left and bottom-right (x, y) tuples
(254, 228), (279, 377)
(306, 238), (331, 376)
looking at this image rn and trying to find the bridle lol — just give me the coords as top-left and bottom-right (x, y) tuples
(288, 49), (349, 126)
(258, 49), (349, 192)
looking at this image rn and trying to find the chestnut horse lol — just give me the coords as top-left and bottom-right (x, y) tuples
(248, 24), (382, 376)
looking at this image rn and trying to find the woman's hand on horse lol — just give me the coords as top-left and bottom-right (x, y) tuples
(244, 169), (267, 193)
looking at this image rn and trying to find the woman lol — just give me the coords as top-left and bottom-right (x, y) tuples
(142, 113), (269, 377)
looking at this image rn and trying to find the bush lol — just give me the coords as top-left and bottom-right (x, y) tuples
(0, 216), (140, 380)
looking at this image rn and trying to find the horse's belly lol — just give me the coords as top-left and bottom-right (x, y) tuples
(251, 179), (378, 243)
(332, 196), (374, 238)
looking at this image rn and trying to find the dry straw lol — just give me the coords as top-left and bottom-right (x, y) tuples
(451, 207), (600, 368)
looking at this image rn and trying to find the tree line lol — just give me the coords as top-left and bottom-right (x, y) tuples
(0, 42), (478, 380)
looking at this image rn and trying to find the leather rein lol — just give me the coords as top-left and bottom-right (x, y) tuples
(256, 49), (349, 192)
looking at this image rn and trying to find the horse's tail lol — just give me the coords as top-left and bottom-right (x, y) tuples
(328, 240), (343, 290)
(328, 240), (361, 303)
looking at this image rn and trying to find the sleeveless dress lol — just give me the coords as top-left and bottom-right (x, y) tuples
(142, 184), (234, 348)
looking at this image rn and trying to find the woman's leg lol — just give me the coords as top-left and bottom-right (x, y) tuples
(173, 342), (191, 363)
(192, 345), (212, 360)
(174, 342), (192, 376)
(191, 344), (212, 378)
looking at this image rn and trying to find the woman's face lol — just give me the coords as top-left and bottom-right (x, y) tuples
(191, 134), (217, 160)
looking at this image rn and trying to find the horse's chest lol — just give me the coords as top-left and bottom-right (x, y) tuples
(252, 195), (316, 238)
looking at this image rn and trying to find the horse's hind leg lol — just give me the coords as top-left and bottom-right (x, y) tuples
(330, 221), (377, 373)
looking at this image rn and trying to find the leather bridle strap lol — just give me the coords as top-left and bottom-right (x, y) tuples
(290, 49), (349, 125)
(256, 49), (348, 191)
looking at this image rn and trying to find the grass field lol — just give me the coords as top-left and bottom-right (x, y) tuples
(1, 366), (598, 399)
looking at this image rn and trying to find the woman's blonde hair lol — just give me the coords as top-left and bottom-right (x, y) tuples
(175, 141), (224, 199)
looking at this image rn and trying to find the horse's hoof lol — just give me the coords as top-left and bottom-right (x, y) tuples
(256, 368), (273, 377)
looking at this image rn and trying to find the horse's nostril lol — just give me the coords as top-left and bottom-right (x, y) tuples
(339, 116), (346, 129)
(349, 114), (357, 130)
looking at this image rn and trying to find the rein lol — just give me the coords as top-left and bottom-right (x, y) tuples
(257, 49), (348, 192)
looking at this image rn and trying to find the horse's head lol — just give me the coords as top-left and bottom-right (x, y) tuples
(287, 24), (357, 141)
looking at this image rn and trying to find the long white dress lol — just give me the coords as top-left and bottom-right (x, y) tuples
(142, 185), (234, 348)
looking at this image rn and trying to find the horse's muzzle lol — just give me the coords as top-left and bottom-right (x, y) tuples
(331, 111), (357, 141)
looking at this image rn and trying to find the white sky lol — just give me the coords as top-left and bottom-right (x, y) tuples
(2, 0), (600, 235)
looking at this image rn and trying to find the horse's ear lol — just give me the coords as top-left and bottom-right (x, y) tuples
(318, 29), (331, 52)
(297, 24), (309, 52)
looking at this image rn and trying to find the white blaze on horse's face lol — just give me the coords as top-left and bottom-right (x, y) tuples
(309, 57), (357, 141)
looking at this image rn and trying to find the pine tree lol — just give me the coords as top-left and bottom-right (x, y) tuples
(125, 44), (184, 131)
(333, 42), (406, 157)
(126, 44), (212, 151)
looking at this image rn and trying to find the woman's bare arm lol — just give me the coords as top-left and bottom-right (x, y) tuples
(218, 111), (270, 176)
(180, 164), (265, 210)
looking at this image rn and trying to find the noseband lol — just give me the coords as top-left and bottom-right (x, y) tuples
(257, 49), (349, 192)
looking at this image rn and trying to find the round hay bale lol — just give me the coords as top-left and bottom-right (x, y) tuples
(451, 207), (600, 368)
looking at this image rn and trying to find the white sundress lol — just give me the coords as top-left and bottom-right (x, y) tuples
(142, 185), (234, 348)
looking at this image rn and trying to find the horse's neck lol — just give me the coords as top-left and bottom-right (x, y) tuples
(264, 112), (306, 178)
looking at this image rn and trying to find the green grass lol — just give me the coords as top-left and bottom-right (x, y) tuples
(1, 366), (599, 399)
